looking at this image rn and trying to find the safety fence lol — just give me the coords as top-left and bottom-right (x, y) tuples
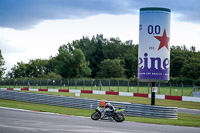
(0, 79), (196, 96)
(0, 90), (177, 119)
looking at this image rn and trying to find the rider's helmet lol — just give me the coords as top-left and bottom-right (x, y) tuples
(105, 102), (111, 107)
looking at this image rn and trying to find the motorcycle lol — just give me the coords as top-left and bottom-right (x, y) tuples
(91, 106), (125, 122)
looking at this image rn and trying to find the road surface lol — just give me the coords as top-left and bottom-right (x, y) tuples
(0, 107), (199, 133)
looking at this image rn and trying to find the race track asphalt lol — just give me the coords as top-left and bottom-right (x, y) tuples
(0, 107), (199, 133)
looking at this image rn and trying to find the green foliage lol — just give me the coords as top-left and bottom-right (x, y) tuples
(41, 72), (62, 80)
(0, 50), (5, 78)
(97, 59), (125, 78)
(5, 35), (200, 81)
(170, 45), (200, 80)
(55, 45), (91, 78)
(180, 56), (200, 79)
(72, 35), (138, 78)
(8, 59), (53, 78)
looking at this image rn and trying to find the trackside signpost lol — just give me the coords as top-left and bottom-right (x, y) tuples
(138, 7), (171, 105)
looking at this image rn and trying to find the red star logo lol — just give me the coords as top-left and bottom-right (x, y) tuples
(154, 29), (170, 50)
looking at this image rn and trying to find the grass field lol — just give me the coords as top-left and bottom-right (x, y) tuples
(0, 99), (200, 127)
(1, 84), (195, 96)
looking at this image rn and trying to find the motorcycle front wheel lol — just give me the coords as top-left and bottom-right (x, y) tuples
(91, 112), (101, 120)
(114, 113), (125, 122)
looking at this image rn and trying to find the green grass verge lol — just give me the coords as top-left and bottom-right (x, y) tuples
(0, 99), (200, 127)
(23, 91), (200, 110)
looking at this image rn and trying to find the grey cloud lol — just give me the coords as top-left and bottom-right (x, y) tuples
(0, 0), (199, 30)
(130, 0), (200, 23)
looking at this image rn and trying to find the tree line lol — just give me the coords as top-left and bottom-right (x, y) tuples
(0, 34), (200, 83)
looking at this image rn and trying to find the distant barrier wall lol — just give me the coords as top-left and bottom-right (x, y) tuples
(0, 90), (177, 119)
(1, 88), (200, 102)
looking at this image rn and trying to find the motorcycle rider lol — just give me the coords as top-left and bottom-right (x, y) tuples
(101, 102), (115, 119)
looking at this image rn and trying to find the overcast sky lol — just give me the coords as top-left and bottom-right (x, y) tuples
(0, 0), (200, 73)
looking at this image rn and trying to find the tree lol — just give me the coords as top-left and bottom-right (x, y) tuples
(180, 56), (200, 79)
(170, 56), (186, 77)
(97, 59), (125, 78)
(122, 42), (138, 78)
(72, 49), (91, 77)
(55, 45), (91, 78)
(8, 59), (54, 78)
(72, 35), (138, 78)
(41, 72), (62, 80)
(0, 50), (5, 78)
(26, 59), (51, 77)
(8, 62), (27, 78)
(103, 37), (123, 59)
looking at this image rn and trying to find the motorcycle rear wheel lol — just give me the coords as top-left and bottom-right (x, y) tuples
(91, 112), (101, 120)
(114, 113), (125, 122)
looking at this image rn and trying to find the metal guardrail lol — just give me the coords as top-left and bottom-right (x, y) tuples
(0, 90), (177, 119)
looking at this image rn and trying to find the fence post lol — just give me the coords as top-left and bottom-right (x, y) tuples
(148, 83), (150, 94)
(109, 80), (110, 91)
(28, 81), (30, 88)
(22, 80), (24, 88)
(169, 82), (172, 96)
(14, 79), (16, 87)
(181, 82), (183, 96)
(40, 80), (41, 89)
(118, 80), (119, 92)
(53, 80), (55, 89)
(159, 83), (160, 94)
(137, 81), (139, 93)
(127, 81), (129, 92)
(47, 79), (49, 89)
(99, 80), (102, 91)
(33, 80), (35, 89)
(83, 80), (84, 90)
(193, 82), (195, 88)
(60, 80), (62, 89)
(91, 79), (94, 90)
(9, 80), (10, 88)
(75, 80), (77, 90)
